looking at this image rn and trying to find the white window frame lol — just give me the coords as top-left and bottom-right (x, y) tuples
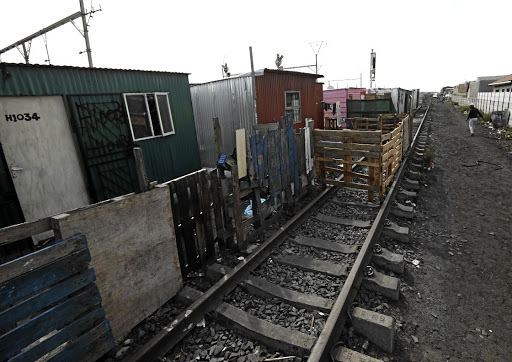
(284, 90), (302, 124)
(123, 92), (175, 141)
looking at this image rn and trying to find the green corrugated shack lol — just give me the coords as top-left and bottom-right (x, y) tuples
(0, 62), (201, 229)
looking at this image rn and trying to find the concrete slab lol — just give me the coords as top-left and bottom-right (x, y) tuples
(315, 214), (371, 228)
(332, 346), (383, 362)
(396, 189), (417, 203)
(276, 255), (348, 277)
(390, 203), (414, 219)
(362, 270), (400, 301)
(215, 303), (316, 357)
(383, 221), (410, 243)
(401, 178), (419, 191)
(207, 263), (333, 313)
(352, 307), (395, 353)
(293, 236), (359, 254)
(372, 247), (405, 274)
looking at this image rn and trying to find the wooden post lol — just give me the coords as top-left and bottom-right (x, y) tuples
(213, 117), (223, 159)
(133, 147), (148, 193)
(232, 166), (244, 247)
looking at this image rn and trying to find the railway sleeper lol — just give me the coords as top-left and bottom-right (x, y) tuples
(176, 286), (315, 357)
(408, 162), (424, 172)
(362, 270), (400, 301)
(351, 307), (395, 353)
(382, 221), (410, 243)
(275, 254), (349, 278)
(314, 214), (372, 228)
(207, 263), (333, 313)
(331, 199), (381, 209)
(400, 177), (420, 191)
(390, 202), (415, 219)
(372, 247), (405, 274)
(291, 235), (359, 254)
(405, 170), (422, 181)
(332, 346), (383, 362)
(396, 189), (417, 203)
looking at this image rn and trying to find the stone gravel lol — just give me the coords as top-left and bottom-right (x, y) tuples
(225, 287), (326, 337)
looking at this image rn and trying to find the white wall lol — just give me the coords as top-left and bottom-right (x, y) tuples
(452, 92), (512, 126)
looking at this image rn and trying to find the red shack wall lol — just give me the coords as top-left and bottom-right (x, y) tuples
(255, 72), (324, 130)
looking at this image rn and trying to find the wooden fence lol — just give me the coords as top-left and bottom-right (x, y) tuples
(314, 114), (411, 201)
(0, 233), (114, 361)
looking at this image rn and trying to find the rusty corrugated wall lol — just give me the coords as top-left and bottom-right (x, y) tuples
(255, 70), (323, 129)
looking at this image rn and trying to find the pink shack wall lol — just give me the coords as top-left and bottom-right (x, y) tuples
(323, 88), (366, 120)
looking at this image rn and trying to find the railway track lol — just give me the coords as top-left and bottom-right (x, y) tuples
(125, 102), (432, 362)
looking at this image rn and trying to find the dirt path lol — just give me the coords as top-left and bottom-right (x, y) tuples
(393, 100), (512, 362)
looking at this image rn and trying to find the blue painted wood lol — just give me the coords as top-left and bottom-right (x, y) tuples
(267, 130), (282, 196)
(0, 233), (88, 284)
(48, 320), (114, 362)
(0, 285), (101, 359)
(0, 269), (96, 331)
(0, 249), (91, 311)
(278, 117), (287, 191)
(9, 307), (106, 362)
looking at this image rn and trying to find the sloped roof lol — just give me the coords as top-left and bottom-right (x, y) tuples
(489, 74), (512, 86)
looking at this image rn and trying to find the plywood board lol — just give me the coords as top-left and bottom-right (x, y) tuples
(52, 186), (182, 340)
(236, 129), (247, 179)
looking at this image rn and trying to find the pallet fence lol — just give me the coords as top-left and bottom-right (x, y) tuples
(0, 233), (114, 362)
(314, 114), (410, 201)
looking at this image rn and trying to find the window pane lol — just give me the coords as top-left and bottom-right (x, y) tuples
(285, 92), (300, 107)
(126, 95), (151, 139)
(157, 94), (174, 134)
(147, 94), (162, 136)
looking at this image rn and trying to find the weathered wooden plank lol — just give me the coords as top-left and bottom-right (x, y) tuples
(280, 119), (292, 205)
(0, 249), (90, 311)
(51, 186), (182, 340)
(314, 141), (381, 152)
(168, 181), (189, 275)
(187, 172), (207, 268)
(175, 178), (200, 272)
(315, 157), (380, 168)
(46, 320), (114, 362)
(236, 129), (247, 179)
(314, 146), (381, 159)
(288, 116), (299, 197)
(267, 130), (281, 196)
(9, 307), (106, 362)
(213, 117), (223, 159)
(198, 170), (215, 260)
(313, 129), (382, 139)
(245, 129), (256, 185)
(0, 217), (52, 247)
(0, 234), (87, 284)
(253, 123), (279, 131)
(133, 147), (149, 193)
(297, 130), (305, 193)
(0, 285), (101, 360)
(316, 179), (379, 192)
(0, 269), (95, 331)
(232, 166), (244, 246)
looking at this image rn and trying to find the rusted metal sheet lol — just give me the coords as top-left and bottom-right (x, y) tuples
(255, 70), (323, 130)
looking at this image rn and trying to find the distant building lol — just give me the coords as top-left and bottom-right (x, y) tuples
(440, 86), (454, 95)
(191, 69), (323, 167)
(488, 74), (512, 93)
(453, 83), (469, 96)
(467, 75), (505, 97)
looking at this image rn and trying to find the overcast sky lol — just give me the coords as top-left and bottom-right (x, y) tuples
(0, 0), (509, 92)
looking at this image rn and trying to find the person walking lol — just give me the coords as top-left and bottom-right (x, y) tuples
(466, 103), (484, 136)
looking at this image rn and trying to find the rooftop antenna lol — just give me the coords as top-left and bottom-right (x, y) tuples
(0, 0), (101, 67)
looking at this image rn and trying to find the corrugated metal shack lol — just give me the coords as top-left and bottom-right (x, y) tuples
(0, 62), (201, 228)
(323, 88), (366, 128)
(191, 69), (323, 167)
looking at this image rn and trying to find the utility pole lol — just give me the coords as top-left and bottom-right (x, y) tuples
(0, 0), (100, 67)
(79, 0), (93, 67)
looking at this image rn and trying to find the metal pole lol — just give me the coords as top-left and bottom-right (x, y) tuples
(315, 53), (318, 75)
(22, 43), (29, 64)
(249, 46), (258, 124)
(360, 73), (362, 88)
(79, 0), (93, 67)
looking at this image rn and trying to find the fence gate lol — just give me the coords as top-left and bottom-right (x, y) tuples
(67, 94), (138, 202)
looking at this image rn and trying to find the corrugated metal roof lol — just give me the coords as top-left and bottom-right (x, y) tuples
(0, 61), (190, 75)
(488, 74), (512, 86)
(191, 68), (323, 86)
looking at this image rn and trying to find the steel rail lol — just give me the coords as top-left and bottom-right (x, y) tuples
(307, 102), (432, 361)
(126, 180), (341, 361)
